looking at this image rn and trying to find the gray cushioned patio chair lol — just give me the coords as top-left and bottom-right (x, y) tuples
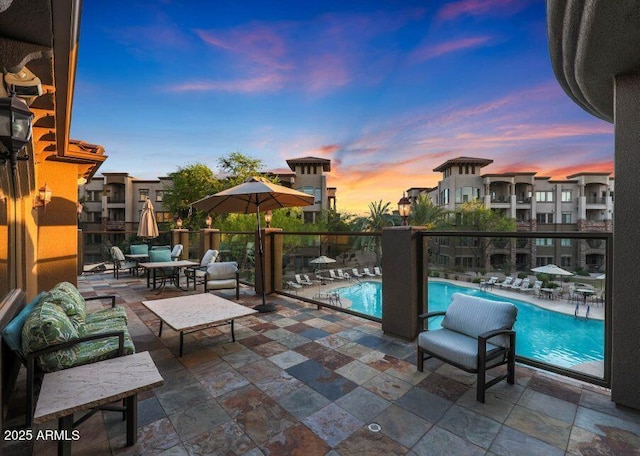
(110, 246), (138, 279)
(417, 293), (517, 403)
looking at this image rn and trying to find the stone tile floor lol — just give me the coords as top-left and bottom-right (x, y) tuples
(3, 273), (640, 455)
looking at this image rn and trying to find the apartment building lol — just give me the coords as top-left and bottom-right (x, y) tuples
(79, 157), (336, 261)
(407, 157), (613, 273)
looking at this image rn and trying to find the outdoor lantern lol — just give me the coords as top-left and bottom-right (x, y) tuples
(0, 93), (34, 172)
(264, 210), (273, 228)
(205, 215), (212, 228)
(398, 192), (411, 226)
(176, 217), (183, 229)
(33, 183), (52, 210)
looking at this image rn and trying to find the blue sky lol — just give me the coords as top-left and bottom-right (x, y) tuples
(71, 0), (613, 213)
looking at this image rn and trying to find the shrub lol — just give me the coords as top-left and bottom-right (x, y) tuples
(517, 272), (528, 279)
(472, 277), (482, 283)
(431, 271), (440, 278)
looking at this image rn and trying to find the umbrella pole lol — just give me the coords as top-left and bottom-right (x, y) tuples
(253, 204), (275, 313)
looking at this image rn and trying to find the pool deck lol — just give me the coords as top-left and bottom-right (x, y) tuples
(4, 272), (636, 455)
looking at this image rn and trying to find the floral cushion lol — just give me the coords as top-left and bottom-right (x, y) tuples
(21, 301), (79, 356)
(44, 282), (87, 329)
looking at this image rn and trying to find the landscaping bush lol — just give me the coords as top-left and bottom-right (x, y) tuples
(517, 272), (528, 279)
(472, 277), (482, 284)
(431, 271), (440, 278)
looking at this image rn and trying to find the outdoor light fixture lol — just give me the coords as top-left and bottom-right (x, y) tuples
(264, 210), (272, 228)
(0, 92), (34, 173)
(398, 192), (411, 226)
(176, 217), (183, 229)
(33, 183), (52, 210)
(205, 215), (212, 228)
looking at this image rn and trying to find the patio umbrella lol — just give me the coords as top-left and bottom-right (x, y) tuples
(137, 199), (159, 243)
(191, 176), (314, 312)
(531, 264), (574, 276)
(310, 255), (336, 297)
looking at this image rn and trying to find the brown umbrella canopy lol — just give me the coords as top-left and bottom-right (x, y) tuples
(137, 199), (159, 239)
(191, 176), (315, 214)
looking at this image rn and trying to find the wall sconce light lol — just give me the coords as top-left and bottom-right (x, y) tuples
(205, 215), (212, 228)
(34, 183), (52, 210)
(264, 210), (273, 228)
(398, 192), (411, 226)
(0, 92), (34, 173)
(176, 217), (183, 229)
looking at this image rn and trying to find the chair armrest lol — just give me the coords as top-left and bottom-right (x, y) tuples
(27, 330), (126, 359)
(85, 295), (117, 308)
(478, 328), (515, 341)
(418, 311), (446, 321)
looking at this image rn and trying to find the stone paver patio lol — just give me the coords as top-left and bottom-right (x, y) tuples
(3, 272), (638, 455)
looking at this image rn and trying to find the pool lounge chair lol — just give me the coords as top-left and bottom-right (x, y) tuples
(362, 268), (376, 277)
(515, 278), (531, 292)
(497, 277), (513, 288)
(286, 281), (302, 293)
(329, 269), (345, 280)
(373, 267), (382, 276)
(303, 274), (316, 285)
(337, 269), (350, 280)
(351, 268), (364, 278)
(480, 277), (498, 290)
(295, 274), (313, 286)
(508, 278), (523, 290)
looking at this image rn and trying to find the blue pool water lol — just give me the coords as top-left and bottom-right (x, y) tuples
(335, 281), (604, 368)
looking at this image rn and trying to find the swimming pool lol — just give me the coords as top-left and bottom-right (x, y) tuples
(335, 280), (604, 368)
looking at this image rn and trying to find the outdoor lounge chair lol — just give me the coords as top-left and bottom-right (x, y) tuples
(351, 268), (364, 278)
(110, 246), (138, 279)
(303, 274), (316, 285)
(337, 269), (350, 280)
(373, 267), (382, 276)
(497, 277), (513, 288)
(170, 244), (183, 260)
(417, 293), (517, 403)
(185, 249), (219, 289)
(295, 274), (313, 286)
(363, 268), (376, 277)
(287, 281), (302, 293)
(515, 278), (531, 292)
(329, 269), (345, 280)
(480, 277), (498, 290)
(508, 278), (523, 290)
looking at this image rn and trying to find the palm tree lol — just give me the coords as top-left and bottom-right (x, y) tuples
(408, 194), (449, 228)
(353, 200), (393, 265)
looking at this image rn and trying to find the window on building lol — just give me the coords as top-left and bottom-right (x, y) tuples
(561, 238), (572, 247)
(536, 256), (554, 267)
(155, 190), (164, 202)
(535, 190), (554, 202)
(458, 165), (463, 174)
(536, 213), (554, 224)
(561, 212), (572, 223)
(441, 188), (449, 205)
(455, 186), (480, 203)
(314, 188), (321, 203)
(139, 189), (149, 201)
(455, 256), (474, 268)
(561, 256), (572, 267)
(86, 190), (102, 202)
(155, 211), (172, 223)
(561, 190), (572, 202)
(535, 238), (553, 246)
(303, 212), (314, 223)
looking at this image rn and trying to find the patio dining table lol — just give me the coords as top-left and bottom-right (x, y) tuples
(139, 260), (198, 294)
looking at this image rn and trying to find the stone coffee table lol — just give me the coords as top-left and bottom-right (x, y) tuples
(33, 351), (163, 456)
(142, 293), (258, 356)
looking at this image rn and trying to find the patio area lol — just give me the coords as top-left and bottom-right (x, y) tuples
(4, 273), (639, 455)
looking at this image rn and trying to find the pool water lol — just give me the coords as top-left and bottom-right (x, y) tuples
(335, 280), (604, 368)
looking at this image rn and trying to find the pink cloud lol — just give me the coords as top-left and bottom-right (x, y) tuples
(168, 73), (285, 93)
(410, 36), (493, 62)
(437, 0), (528, 22)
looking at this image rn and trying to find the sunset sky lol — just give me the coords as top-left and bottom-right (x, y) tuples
(71, 0), (614, 214)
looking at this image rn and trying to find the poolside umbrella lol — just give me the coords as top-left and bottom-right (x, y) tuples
(531, 264), (574, 277)
(191, 176), (314, 312)
(310, 255), (336, 296)
(137, 198), (159, 243)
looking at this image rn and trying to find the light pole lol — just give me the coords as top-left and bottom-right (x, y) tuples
(398, 192), (411, 226)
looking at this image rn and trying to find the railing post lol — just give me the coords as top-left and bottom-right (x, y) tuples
(171, 229), (189, 260)
(199, 229), (220, 260)
(255, 228), (282, 295)
(381, 226), (425, 340)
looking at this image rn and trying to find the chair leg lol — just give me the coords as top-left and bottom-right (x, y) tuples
(507, 345), (516, 385)
(477, 349), (486, 403)
(416, 347), (424, 372)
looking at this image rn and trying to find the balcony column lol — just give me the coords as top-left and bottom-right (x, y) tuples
(199, 229), (220, 259)
(611, 71), (640, 409)
(381, 226), (426, 340)
(171, 229), (189, 259)
(255, 228), (282, 295)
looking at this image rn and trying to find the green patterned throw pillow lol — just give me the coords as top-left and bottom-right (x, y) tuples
(21, 301), (79, 355)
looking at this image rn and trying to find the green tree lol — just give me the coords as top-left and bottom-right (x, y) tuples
(316, 209), (353, 232)
(408, 194), (449, 228)
(163, 163), (220, 229)
(447, 200), (516, 270)
(217, 152), (267, 187)
(352, 200), (394, 265)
